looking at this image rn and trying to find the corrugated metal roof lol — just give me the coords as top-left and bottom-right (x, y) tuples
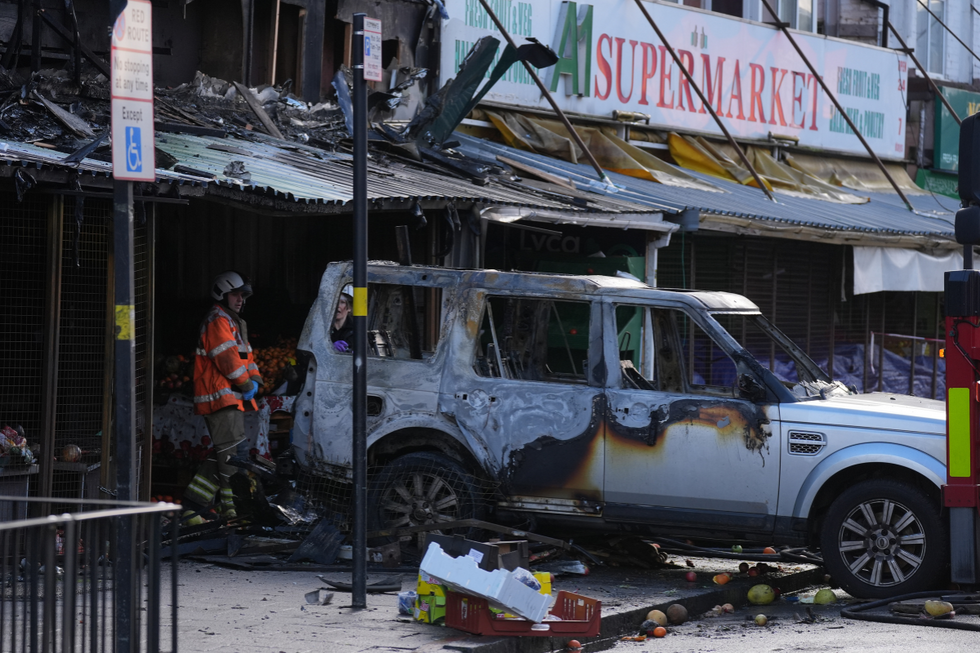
(453, 134), (957, 241)
(0, 133), (665, 221)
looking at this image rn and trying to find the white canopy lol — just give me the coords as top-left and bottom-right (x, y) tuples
(853, 247), (964, 295)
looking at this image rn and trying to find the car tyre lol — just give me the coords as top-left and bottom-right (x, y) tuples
(368, 452), (484, 555)
(819, 479), (947, 599)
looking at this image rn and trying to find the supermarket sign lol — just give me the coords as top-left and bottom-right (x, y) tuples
(442, 0), (908, 159)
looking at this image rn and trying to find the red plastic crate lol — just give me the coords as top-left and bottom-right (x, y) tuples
(445, 590), (601, 637)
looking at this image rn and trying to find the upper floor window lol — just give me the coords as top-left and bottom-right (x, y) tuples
(761, 0), (816, 32)
(916, 0), (945, 75)
(664, 0), (745, 20)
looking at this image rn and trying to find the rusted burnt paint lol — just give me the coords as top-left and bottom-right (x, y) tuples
(502, 394), (604, 502)
(606, 397), (772, 459)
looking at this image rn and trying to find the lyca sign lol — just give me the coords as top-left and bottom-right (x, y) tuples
(442, 0), (907, 159)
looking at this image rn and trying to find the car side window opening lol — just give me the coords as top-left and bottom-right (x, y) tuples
(615, 305), (737, 396)
(356, 282), (442, 360)
(615, 304), (657, 391)
(475, 295), (590, 384)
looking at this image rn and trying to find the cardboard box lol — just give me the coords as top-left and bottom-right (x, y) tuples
(423, 534), (501, 571)
(420, 542), (552, 623)
(488, 540), (530, 571)
(414, 593), (447, 624)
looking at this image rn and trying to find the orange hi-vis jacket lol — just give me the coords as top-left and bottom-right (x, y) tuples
(193, 304), (262, 415)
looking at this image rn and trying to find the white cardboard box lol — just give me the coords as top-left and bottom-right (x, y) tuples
(419, 541), (552, 622)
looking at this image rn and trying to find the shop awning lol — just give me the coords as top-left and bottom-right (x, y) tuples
(853, 247), (964, 294)
(453, 134), (957, 250)
(0, 134), (673, 234)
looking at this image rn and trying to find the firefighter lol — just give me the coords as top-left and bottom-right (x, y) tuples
(183, 271), (262, 519)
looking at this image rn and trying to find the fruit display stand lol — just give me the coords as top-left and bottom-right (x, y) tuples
(445, 590), (601, 637)
(0, 464), (38, 520)
(51, 460), (102, 500)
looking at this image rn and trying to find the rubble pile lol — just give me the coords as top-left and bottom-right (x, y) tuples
(0, 63), (351, 160)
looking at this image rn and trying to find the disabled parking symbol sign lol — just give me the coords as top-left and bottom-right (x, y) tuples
(126, 126), (143, 172)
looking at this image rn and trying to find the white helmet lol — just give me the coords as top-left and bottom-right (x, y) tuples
(211, 271), (253, 301)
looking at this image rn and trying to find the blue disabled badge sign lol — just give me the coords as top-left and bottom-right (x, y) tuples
(363, 18), (382, 82)
(111, 0), (155, 181)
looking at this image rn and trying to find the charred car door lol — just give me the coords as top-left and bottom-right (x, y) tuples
(445, 290), (605, 514)
(602, 302), (780, 538)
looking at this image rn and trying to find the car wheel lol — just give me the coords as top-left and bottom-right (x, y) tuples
(369, 452), (484, 555)
(819, 479), (947, 599)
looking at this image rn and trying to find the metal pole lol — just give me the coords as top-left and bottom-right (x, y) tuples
(476, 0), (612, 185)
(886, 22), (961, 126)
(633, 0), (776, 202)
(916, 0), (980, 66)
(757, 0), (915, 211)
(351, 11), (368, 611)
(113, 178), (136, 652)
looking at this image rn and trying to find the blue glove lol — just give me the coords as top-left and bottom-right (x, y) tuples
(237, 380), (257, 401)
(333, 340), (349, 352)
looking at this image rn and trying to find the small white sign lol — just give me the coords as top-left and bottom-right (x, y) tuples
(111, 0), (155, 181)
(363, 17), (383, 82)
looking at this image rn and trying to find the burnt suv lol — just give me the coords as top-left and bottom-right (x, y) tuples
(292, 262), (948, 598)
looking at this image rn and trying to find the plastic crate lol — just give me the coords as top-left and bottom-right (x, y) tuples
(445, 590), (600, 637)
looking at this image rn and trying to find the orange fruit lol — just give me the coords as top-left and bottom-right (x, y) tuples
(653, 626), (666, 637)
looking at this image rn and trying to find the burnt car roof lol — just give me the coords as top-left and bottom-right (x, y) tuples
(359, 262), (761, 313)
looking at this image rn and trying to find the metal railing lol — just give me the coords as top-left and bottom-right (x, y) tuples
(0, 496), (180, 653)
(866, 331), (944, 399)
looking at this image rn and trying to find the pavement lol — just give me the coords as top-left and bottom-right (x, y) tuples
(164, 552), (826, 653)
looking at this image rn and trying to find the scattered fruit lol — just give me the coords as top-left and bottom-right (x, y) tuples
(61, 443), (82, 463)
(924, 600), (954, 617)
(666, 604), (688, 625)
(763, 546), (777, 554)
(721, 603), (734, 613)
(567, 639), (582, 650)
(652, 626), (667, 638)
(684, 571), (697, 582)
(646, 609), (667, 626)
(713, 572), (732, 585)
(754, 614), (768, 626)
(731, 544), (743, 554)
(813, 589), (836, 605)
(747, 584), (775, 605)
(747, 567), (760, 577)
(739, 562), (750, 573)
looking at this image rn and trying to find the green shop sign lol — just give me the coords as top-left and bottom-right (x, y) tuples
(935, 87), (980, 172)
(915, 167), (958, 199)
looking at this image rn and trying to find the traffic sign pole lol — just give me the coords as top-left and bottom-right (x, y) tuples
(351, 11), (368, 612)
(110, 3), (153, 648)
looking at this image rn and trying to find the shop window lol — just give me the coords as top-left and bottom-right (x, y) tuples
(916, 0), (945, 76)
(475, 296), (590, 384)
(335, 283), (441, 360)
